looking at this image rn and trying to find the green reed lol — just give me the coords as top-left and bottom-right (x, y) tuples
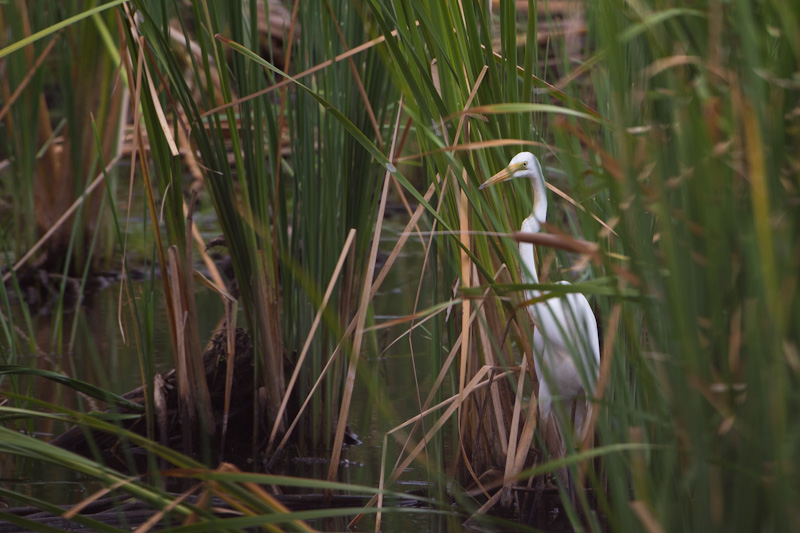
(1, 0), (797, 530)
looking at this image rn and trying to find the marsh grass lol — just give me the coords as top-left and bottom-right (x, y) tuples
(0, 1), (126, 274)
(1, 0), (799, 530)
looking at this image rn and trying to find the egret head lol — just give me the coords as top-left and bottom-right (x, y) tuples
(479, 152), (542, 190)
(480, 151), (548, 227)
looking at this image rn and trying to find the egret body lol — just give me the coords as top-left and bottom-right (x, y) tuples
(480, 152), (600, 458)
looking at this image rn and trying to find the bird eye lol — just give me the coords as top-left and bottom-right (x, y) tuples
(523, 161), (528, 167)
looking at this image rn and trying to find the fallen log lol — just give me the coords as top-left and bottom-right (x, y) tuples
(51, 328), (260, 471)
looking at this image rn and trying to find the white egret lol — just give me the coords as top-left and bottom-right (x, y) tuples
(480, 152), (600, 462)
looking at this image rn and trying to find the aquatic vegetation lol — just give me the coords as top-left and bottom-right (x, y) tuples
(1, 0), (798, 530)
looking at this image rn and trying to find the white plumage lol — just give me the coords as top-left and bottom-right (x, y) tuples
(481, 152), (600, 458)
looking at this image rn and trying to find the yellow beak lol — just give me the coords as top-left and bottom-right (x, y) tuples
(479, 162), (525, 190)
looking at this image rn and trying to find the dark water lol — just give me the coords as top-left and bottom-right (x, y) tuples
(0, 221), (474, 531)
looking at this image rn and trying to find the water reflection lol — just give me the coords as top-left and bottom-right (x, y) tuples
(1, 221), (469, 531)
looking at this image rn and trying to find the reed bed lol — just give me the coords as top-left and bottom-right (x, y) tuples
(1, 0), (798, 530)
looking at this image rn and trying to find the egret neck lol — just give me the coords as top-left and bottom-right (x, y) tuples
(519, 158), (547, 289)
